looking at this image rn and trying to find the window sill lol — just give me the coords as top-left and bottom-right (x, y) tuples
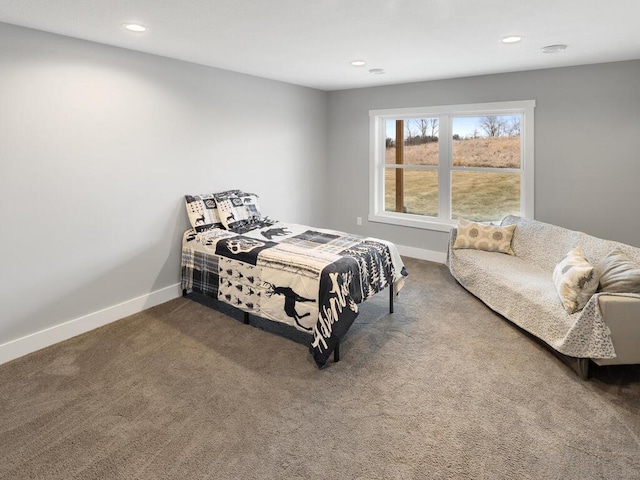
(368, 212), (455, 232)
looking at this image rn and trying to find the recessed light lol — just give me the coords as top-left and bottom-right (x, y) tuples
(351, 60), (366, 67)
(369, 68), (385, 75)
(122, 23), (147, 33)
(541, 44), (568, 54)
(501, 35), (523, 44)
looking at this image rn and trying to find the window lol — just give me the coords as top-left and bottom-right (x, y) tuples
(369, 100), (535, 231)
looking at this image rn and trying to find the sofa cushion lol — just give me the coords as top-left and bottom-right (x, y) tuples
(453, 218), (515, 255)
(595, 248), (640, 293)
(552, 246), (599, 314)
(450, 248), (578, 343)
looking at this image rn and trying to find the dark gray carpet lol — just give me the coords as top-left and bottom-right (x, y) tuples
(1, 257), (639, 479)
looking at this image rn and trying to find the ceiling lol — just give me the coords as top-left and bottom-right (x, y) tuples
(1, 0), (639, 91)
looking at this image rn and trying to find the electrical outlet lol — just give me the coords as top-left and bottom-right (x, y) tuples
(356, 217), (362, 226)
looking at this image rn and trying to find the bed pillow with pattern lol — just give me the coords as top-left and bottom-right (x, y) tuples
(212, 190), (263, 231)
(184, 193), (224, 232)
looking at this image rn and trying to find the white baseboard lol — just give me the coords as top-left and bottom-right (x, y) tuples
(0, 283), (183, 366)
(0, 246), (442, 367)
(396, 244), (447, 264)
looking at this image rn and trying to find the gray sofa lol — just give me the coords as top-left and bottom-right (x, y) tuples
(447, 215), (640, 379)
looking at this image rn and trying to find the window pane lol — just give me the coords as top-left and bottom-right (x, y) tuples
(452, 115), (520, 168)
(385, 168), (438, 216)
(451, 171), (520, 222)
(385, 118), (439, 166)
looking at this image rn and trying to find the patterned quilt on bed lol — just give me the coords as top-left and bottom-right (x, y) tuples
(181, 222), (407, 367)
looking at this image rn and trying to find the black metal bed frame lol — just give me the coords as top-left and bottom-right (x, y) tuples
(183, 281), (395, 364)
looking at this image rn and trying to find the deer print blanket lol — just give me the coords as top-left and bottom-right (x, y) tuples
(181, 222), (407, 367)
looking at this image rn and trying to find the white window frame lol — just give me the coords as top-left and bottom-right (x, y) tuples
(369, 100), (535, 232)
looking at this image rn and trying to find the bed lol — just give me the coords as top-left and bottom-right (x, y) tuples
(181, 190), (408, 367)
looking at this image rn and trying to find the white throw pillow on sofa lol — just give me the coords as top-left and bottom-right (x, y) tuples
(552, 246), (599, 314)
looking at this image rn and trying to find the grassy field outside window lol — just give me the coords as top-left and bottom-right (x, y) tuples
(385, 135), (521, 222)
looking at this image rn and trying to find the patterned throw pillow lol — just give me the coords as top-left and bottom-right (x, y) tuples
(552, 246), (599, 314)
(595, 248), (640, 293)
(213, 190), (263, 231)
(452, 218), (516, 255)
(185, 193), (224, 232)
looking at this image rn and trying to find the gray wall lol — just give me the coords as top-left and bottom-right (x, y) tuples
(0, 23), (327, 345)
(2, 19), (639, 351)
(326, 60), (640, 253)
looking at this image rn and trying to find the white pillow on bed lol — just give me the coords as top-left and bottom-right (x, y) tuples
(213, 190), (263, 231)
(184, 193), (224, 232)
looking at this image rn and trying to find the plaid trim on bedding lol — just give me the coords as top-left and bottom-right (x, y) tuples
(181, 248), (219, 296)
(281, 230), (363, 254)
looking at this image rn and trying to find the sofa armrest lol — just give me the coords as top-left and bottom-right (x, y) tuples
(593, 295), (640, 366)
(446, 227), (458, 267)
